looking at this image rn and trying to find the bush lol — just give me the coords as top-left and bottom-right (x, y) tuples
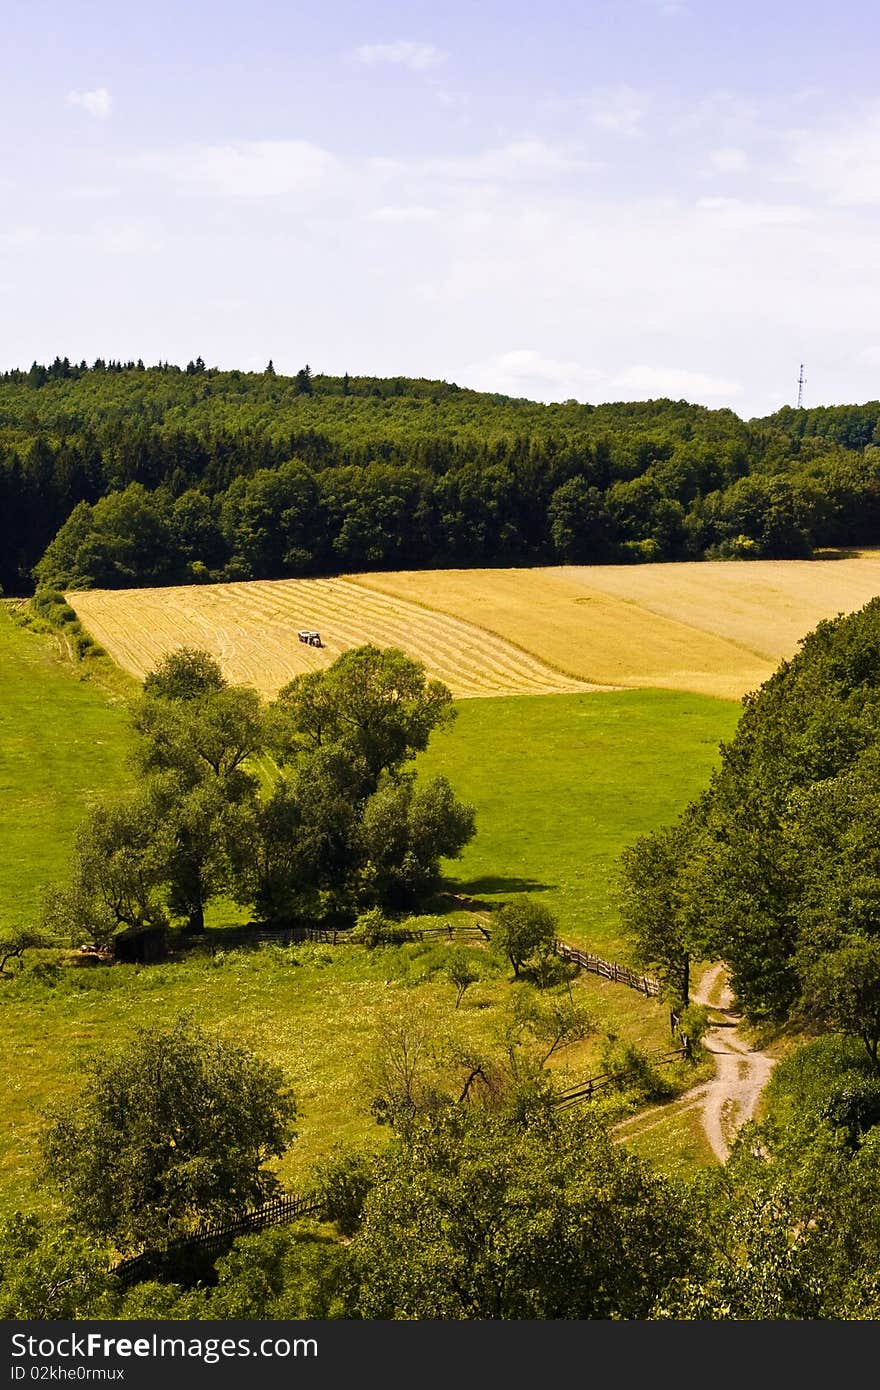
(822, 1075), (880, 1146)
(351, 909), (413, 948)
(600, 1039), (672, 1102)
(492, 899), (558, 980)
(308, 1147), (376, 1236)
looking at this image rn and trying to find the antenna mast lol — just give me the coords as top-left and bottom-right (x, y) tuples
(797, 363), (806, 409)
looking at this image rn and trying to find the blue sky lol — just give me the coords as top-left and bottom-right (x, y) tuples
(3, 0), (880, 416)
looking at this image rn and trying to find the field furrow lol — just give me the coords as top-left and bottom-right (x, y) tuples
(67, 578), (609, 699)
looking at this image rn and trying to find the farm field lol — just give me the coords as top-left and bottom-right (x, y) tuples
(66, 577), (607, 700)
(358, 552), (880, 699)
(0, 607), (134, 932)
(416, 689), (740, 955)
(0, 615), (739, 1215)
(67, 552), (880, 701)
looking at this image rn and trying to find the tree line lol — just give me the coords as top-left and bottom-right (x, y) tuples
(619, 595), (880, 1066)
(2, 361), (880, 593)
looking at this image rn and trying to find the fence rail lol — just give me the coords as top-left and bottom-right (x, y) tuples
(180, 923), (659, 998)
(111, 1193), (323, 1288)
(554, 941), (660, 997)
(401, 923), (492, 942)
(552, 1046), (691, 1110)
(184, 924), (344, 950)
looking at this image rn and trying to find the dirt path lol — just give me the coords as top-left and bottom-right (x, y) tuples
(613, 962), (777, 1162)
(690, 962), (777, 1161)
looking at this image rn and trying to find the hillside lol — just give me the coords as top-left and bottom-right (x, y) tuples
(4, 360), (880, 596)
(0, 606), (133, 931)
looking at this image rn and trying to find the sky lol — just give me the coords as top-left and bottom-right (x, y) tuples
(2, 0), (880, 418)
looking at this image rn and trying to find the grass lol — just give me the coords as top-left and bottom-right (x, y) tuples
(614, 1096), (718, 1181)
(0, 940), (674, 1219)
(417, 689), (741, 957)
(0, 613), (742, 1218)
(0, 606), (135, 932)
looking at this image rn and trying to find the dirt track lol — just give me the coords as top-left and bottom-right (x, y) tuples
(692, 962), (777, 1161)
(614, 962), (777, 1163)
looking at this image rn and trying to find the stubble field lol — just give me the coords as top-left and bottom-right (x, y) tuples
(67, 553), (880, 701)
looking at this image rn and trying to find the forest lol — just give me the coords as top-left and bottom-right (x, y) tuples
(3, 357), (880, 594)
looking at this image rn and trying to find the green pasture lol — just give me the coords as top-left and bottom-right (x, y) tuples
(0, 607), (134, 932)
(0, 616), (744, 1216)
(0, 940), (674, 1218)
(417, 689), (741, 957)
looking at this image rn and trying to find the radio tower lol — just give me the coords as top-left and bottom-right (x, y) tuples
(797, 362), (806, 409)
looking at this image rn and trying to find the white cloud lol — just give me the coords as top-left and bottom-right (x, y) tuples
(706, 146), (750, 174)
(696, 196), (813, 228)
(138, 140), (338, 197)
(421, 140), (590, 182)
(355, 41), (446, 71)
(463, 349), (603, 400)
(93, 217), (165, 255)
(788, 105), (880, 205)
(462, 350), (740, 406)
(590, 85), (646, 137)
(612, 364), (742, 402)
(368, 205), (438, 223)
(67, 87), (112, 119)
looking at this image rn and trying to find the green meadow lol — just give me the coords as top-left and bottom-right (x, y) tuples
(0, 614), (744, 1215)
(417, 690), (741, 956)
(0, 607), (134, 933)
(0, 940), (679, 1218)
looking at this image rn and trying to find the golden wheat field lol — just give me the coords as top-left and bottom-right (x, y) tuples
(67, 553), (880, 701)
(66, 577), (608, 699)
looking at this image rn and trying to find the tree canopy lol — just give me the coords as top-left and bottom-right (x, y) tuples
(618, 596), (880, 1023)
(41, 1016), (297, 1252)
(3, 360), (880, 595)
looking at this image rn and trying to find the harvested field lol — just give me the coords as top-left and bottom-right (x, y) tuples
(66, 553), (880, 701)
(356, 553), (880, 699)
(67, 578), (607, 699)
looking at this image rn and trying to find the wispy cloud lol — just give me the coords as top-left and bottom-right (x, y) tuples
(613, 364), (741, 402)
(706, 146), (750, 174)
(540, 86), (647, 137)
(137, 140), (339, 197)
(355, 40), (447, 71)
(93, 216), (165, 255)
(66, 87), (112, 119)
(368, 205), (438, 223)
(696, 196), (812, 228)
(418, 140), (590, 182)
(788, 104), (880, 205)
(463, 350), (740, 406)
(590, 85), (647, 136)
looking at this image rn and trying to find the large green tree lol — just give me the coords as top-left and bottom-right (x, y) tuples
(42, 1017), (298, 1252)
(350, 1107), (697, 1319)
(619, 598), (880, 1021)
(801, 939), (880, 1069)
(269, 645), (455, 787)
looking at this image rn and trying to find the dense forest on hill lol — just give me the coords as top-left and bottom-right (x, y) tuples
(2, 357), (880, 593)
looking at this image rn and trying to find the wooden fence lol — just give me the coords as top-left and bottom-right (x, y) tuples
(185, 924), (344, 951)
(111, 1192), (323, 1288)
(181, 922), (659, 1000)
(400, 922), (492, 942)
(554, 940), (660, 997)
(551, 1045), (691, 1111)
